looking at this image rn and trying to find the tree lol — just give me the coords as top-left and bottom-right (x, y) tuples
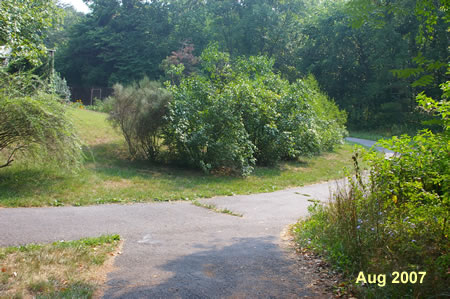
(295, 0), (448, 130)
(45, 3), (85, 50)
(0, 0), (62, 66)
(57, 0), (173, 87)
(348, 0), (448, 90)
(160, 42), (199, 84)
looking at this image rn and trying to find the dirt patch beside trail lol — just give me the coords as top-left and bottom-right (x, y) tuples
(281, 226), (354, 298)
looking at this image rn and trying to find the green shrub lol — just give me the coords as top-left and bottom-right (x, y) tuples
(165, 45), (347, 175)
(164, 76), (256, 175)
(0, 69), (45, 97)
(49, 72), (71, 102)
(0, 90), (83, 170)
(294, 83), (449, 297)
(86, 97), (114, 113)
(108, 77), (171, 160)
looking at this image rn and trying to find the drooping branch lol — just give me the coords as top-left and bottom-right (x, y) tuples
(0, 145), (24, 169)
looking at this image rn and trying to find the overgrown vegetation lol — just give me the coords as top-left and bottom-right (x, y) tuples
(109, 45), (346, 176)
(0, 0), (61, 66)
(85, 97), (114, 113)
(0, 0), (82, 171)
(0, 235), (120, 298)
(0, 71), (82, 170)
(0, 108), (355, 207)
(294, 87), (449, 297)
(50, 72), (71, 102)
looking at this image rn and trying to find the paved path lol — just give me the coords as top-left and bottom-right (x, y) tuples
(0, 180), (342, 298)
(0, 138), (380, 298)
(345, 137), (395, 155)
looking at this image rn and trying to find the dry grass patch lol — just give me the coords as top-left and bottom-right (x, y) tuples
(0, 235), (121, 299)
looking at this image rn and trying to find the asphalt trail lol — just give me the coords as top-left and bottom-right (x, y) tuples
(0, 181), (341, 298)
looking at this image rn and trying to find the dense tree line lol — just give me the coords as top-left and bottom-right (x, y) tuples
(54, 0), (448, 130)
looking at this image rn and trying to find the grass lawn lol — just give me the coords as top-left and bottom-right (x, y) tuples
(0, 108), (356, 207)
(0, 235), (121, 298)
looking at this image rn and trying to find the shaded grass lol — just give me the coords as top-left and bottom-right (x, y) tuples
(0, 108), (355, 207)
(0, 235), (121, 299)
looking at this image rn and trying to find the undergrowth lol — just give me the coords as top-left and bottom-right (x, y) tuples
(294, 88), (449, 298)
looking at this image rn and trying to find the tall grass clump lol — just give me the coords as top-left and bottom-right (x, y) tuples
(294, 83), (449, 298)
(0, 70), (82, 170)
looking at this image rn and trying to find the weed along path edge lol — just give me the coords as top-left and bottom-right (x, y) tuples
(0, 179), (342, 298)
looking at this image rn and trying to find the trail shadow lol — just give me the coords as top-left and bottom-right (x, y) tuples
(86, 142), (311, 183)
(104, 237), (314, 298)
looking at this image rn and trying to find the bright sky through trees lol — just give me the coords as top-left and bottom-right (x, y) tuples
(59, 0), (90, 13)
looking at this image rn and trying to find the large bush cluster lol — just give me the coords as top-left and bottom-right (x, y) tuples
(294, 83), (449, 297)
(108, 46), (347, 175)
(164, 45), (347, 175)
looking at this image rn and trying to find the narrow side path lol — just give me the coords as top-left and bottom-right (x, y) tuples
(345, 136), (395, 155)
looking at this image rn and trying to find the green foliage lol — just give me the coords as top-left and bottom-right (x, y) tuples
(108, 77), (171, 160)
(342, 0), (448, 128)
(0, 72), (82, 170)
(0, 92), (83, 170)
(86, 97), (114, 113)
(294, 89), (449, 297)
(57, 0), (173, 87)
(165, 76), (257, 175)
(56, 0), (310, 88)
(165, 46), (347, 175)
(44, 4), (84, 50)
(50, 72), (71, 102)
(0, 69), (45, 97)
(0, 0), (62, 66)
(54, 0), (447, 132)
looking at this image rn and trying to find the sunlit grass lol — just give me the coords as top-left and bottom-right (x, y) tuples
(0, 108), (355, 207)
(0, 235), (121, 298)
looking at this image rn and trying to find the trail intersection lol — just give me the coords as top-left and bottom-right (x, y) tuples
(0, 181), (340, 298)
